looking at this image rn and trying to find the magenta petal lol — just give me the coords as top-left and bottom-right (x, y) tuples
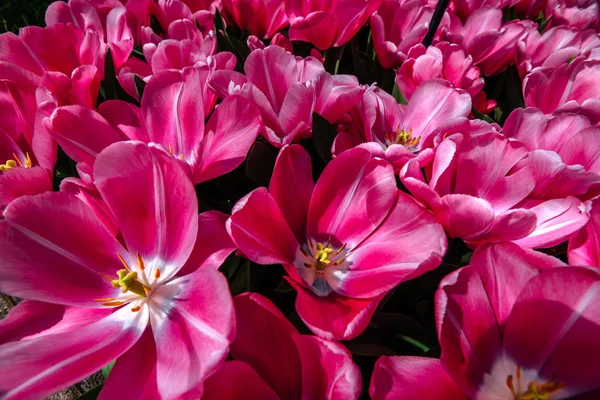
(335, 191), (447, 298)
(150, 267), (235, 400)
(0, 300), (111, 345)
(94, 142), (198, 282)
(202, 361), (279, 400)
(307, 148), (396, 249)
(290, 279), (385, 340)
(0, 166), (52, 212)
(98, 100), (148, 142)
(192, 95), (262, 183)
(293, 334), (362, 400)
(435, 194), (495, 241)
(503, 267), (600, 395)
(0, 306), (148, 400)
(99, 328), (159, 400)
(269, 144), (315, 242)
(178, 211), (236, 276)
(228, 188), (300, 265)
(46, 105), (127, 165)
(369, 356), (466, 400)
(569, 200), (600, 267)
(0, 192), (124, 306)
(231, 293), (302, 400)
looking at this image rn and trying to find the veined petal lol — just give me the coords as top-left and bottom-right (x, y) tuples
(94, 141), (198, 283)
(149, 267), (235, 400)
(0, 305), (148, 400)
(0, 192), (125, 306)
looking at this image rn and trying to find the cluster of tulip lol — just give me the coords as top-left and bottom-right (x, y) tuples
(0, 0), (599, 399)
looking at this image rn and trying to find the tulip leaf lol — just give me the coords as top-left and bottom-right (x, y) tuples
(398, 334), (430, 353)
(101, 361), (116, 378)
(134, 75), (147, 99)
(471, 107), (495, 124)
(392, 83), (408, 105)
(312, 112), (337, 163)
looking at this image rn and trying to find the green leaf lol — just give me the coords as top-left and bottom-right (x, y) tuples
(311, 112), (337, 163)
(134, 75), (147, 99)
(460, 251), (473, 265)
(398, 334), (430, 353)
(392, 83), (408, 105)
(101, 361), (116, 378)
(471, 107), (495, 124)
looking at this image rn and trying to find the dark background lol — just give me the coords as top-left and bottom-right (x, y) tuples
(1, 0), (54, 33)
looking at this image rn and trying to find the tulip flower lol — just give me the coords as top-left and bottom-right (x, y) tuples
(45, 68), (262, 184)
(503, 107), (600, 200)
(227, 144), (447, 340)
(284, 0), (383, 50)
(334, 79), (472, 171)
(545, 0), (599, 31)
(370, 0), (452, 69)
(523, 57), (600, 124)
(569, 199), (600, 267)
(203, 293), (361, 399)
(400, 130), (591, 248)
(0, 141), (237, 400)
(210, 45), (362, 147)
(221, 0), (288, 39)
(371, 242), (600, 399)
(443, 7), (534, 76)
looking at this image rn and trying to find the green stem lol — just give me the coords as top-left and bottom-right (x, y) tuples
(324, 45), (346, 74)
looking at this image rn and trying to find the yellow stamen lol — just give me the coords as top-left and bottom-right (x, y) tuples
(101, 300), (125, 307)
(131, 305), (141, 312)
(315, 243), (334, 265)
(0, 152), (33, 171)
(100, 273), (114, 282)
(12, 153), (23, 167)
(110, 269), (147, 297)
(117, 254), (131, 271)
(168, 144), (174, 154)
(137, 253), (145, 270)
(25, 152), (32, 168)
(154, 268), (161, 279)
(0, 159), (17, 171)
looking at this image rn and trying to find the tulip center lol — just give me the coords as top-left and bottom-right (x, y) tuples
(383, 127), (420, 150)
(111, 269), (148, 297)
(301, 237), (347, 273)
(0, 153), (32, 171)
(507, 367), (564, 400)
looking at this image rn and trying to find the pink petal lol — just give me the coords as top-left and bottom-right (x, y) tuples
(0, 192), (125, 306)
(94, 141), (198, 282)
(335, 191), (447, 298)
(202, 361), (279, 400)
(0, 300), (111, 345)
(569, 200), (600, 267)
(369, 356), (466, 400)
(142, 68), (205, 160)
(269, 144), (315, 242)
(293, 334), (362, 400)
(46, 105), (127, 165)
(0, 305), (148, 400)
(503, 267), (600, 395)
(289, 279), (385, 340)
(231, 293), (302, 400)
(227, 188), (300, 265)
(307, 148), (396, 249)
(278, 82), (315, 143)
(98, 100), (148, 142)
(434, 194), (495, 241)
(149, 267), (235, 400)
(176, 211), (236, 277)
(192, 95), (262, 183)
(0, 166), (52, 212)
(288, 12), (338, 51)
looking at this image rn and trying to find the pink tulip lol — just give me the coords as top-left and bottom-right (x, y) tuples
(443, 7), (533, 76)
(450, 0), (512, 21)
(371, 242), (600, 399)
(400, 130), (591, 248)
(46, 0), (134, 69)
(221, 0), (288, 39)
(0, 141), (237, 400)
(227, 144), (447, 340)
(395, 42), (487, 106)
(515, 26), (600, 79)
(284, 0), (383, 50)
(545, 0), (599, 31)
(503, 107), (600, 200)
(370, 0), (451, 69)
(523, 57), (600, 124)
(569, 199), (600, 267)
(153, 0), (219, 35)
(203, 293), (361, 399)
(510, 0), (548, 17)
(45, 68), (262, 184)
(209, 45), (362, 147)
(334, 79), (472, 171)
(247, 32), (295, 53)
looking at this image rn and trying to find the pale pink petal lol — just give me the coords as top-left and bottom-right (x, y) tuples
(94, 141), (198, 282)
(149, 267), (235, 400)
(231, 293), (302, 400)
(307, 148), (396, 249)
(227, 188), (300, 265)
(192, 95), (262, 183)
(0, 192), (125, 306)
(269, 144), (315, 242)
(293, 334), (362, 400)
(0, 305), (148, 400)
(369, 356), (466, 400)
(202, 361), (279, 400)
(278, 83), (315, 143)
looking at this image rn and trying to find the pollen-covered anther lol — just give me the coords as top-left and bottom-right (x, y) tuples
(507, 367), (564, 400)
(304, 239), (347, 272)
(0, 152), (32, 171)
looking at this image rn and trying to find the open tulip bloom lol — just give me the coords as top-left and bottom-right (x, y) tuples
(227, 144), (447, 340)
(370, 242), (600, 399)
(0, 141), (237, 400)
